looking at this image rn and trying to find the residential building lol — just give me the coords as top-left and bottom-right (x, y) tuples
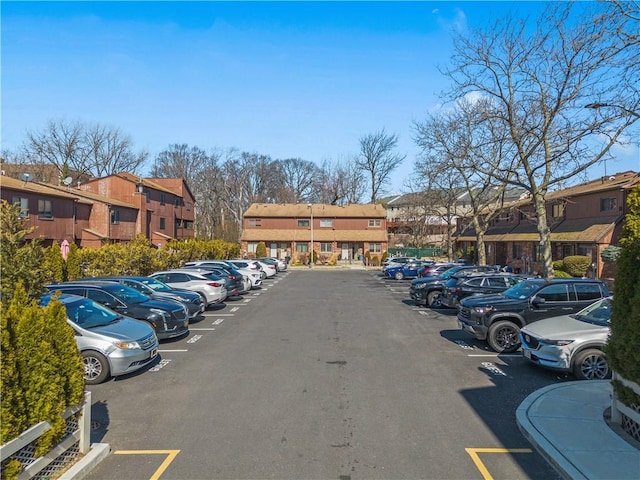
(454, 171), (639, 278)
(240, 203), (388, 263)
(1, 171), (196, 248)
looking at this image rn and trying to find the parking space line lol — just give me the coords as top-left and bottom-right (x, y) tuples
(158, 349), (188, 352)
(114, 450), (180, 480)
(467, 354), (521, 358)
(189, 328), (217, 331)
(464, 448), (532, 480)
(203, 313), (235, 316)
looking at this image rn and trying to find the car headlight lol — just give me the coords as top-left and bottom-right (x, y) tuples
(114, 340), (141, 349)
(542, 339), (575, 346)
(414, 283), (427, 289)
(473, 306), (494, 314)
(150, 308), (170, 319)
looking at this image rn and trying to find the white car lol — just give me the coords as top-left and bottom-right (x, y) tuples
(186, 260), (262, 289)
(255, 260), (277, 278)
(228, 260), (266, 281)
(149, 270), (228, 306)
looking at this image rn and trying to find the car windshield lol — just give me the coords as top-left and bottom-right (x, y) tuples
(65, 298), (120, 328)
(441, 267), (464, 279)
(574, 298), (612, 327)
(106, 285), (149, 304)
(502, 280), (542, 299)
(139, 278), (172, 292)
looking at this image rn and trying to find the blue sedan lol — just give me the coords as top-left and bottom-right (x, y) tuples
(384, 261), (429, 280)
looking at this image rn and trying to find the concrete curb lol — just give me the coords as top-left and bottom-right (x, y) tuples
(516, 383), (588, 480)
(59, 443), (111, 480)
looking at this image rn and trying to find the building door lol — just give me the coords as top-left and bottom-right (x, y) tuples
(341, 243), (350, 260)
(270, 243), (278, 258)
(495, 243), (507, 266)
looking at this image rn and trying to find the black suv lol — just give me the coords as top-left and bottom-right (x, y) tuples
(76, 276), (205, 320)
(409, 265), (500, 307)
(457, 278), (610, 353)
(46, 283), (190, 340)
(439, 273), (527, 309)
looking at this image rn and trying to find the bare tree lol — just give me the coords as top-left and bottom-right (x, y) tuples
(275, 157), (319, 203)
(313, 156), (365, 205)
(23, 119), (147, 180)
(357, 129), (406, 203)
(442, 2), (640, 278)
(414, 97), (513, 265)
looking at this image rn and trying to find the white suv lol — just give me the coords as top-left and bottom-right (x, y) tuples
(149, 270), (228, 306)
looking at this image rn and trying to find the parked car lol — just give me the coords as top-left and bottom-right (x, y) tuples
(259, 257), (287, 272)
(417, 263), (458, 278)
(256, 260), (277, 278)
(40, 293), (159, 384)
(439, 273), (527, 309)
(457, 278), (611, 353)
(384, 260), (431, 280)
(76, 276), (205, 320)
(45, 282), (190, 341)
(520, 297), (613, 380)
(410, 265), (501, 307)
(187, 260), (263, 290)
(382, 256), (417, 270)
(149, 270), (228, 306)
(228, 259), (264, 279)
(182, 265), (245, 296)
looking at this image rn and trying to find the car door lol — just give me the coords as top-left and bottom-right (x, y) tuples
(528, 284), (573, 323)
(484, 277), (510, 295)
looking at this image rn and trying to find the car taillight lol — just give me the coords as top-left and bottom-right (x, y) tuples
(208, 282), (222, 287)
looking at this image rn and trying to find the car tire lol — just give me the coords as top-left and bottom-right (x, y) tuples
(487, 320), (520, 353)
(196, 292), (209, 307)
(395, 271), (404, 280)
(426, 290), (441, 308)
(82, 351), (110, 385)
(572, 349), (611, 380)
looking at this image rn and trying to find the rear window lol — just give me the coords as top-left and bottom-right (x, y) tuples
(573, 283), (605, 301)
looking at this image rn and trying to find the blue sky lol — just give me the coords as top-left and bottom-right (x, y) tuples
(2, 1), (638, 194)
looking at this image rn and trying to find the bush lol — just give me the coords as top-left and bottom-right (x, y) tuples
(562, 255), (592, 277)
(552, 270), (572, 278)
(256, 242), (267, 258)
(607, 186), (640, 385)
(552, 260), (566, 272)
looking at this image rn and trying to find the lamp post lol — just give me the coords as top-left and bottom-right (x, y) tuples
(307, 203), (313, 268)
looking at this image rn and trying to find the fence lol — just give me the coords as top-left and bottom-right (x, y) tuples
(388, 247), (445, 258)
(0, 392), (92, 479)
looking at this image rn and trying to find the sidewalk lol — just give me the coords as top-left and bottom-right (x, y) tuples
(516, 380), (640, 480)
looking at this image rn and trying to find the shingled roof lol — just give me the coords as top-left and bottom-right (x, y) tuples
(243, 203), (386, 218)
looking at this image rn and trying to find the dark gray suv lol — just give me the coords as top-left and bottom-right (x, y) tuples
(457, 278), (610, 353)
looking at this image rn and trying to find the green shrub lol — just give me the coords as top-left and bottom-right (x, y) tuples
(552, 260), (566, 272)
(256, 242), (267, 258)
(607, 186), (640, 385)
(562, 255), (592, 277)
(552, 270), (572, 278)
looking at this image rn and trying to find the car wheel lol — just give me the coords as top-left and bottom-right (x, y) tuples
(196, 292), (209, 307)
(82, 351), (110, 385)
(487, 320), (520, 353)
(426, 290), (441, 308)
(573, 349), (611, 380)
(395, 271), (404, 280)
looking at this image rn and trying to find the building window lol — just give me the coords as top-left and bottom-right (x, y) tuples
(577, 245), (593, 257)
(298, 219), (310, 228)
(185, 202), (191, 211)
(184, 221), (194, 230)
(145, 190), (151, 203)
(249, 219), (261, 227)
(174, 198), (180, 208)
(12, 196), (29, 218)
(296, 243), (308, 253)
(369, 243), (382, 253)
(512, 243), (522, 259)
(552, 203), (564, 218)
(159, 217), (166, 230)
(320, 243), (332, 253)
(320, 219), (333, 228)
(38, 199), (53, 219)
(533, 243), (544, 262)
(600, 197), (617, 212)
(368, 219), (381, 227)
(110, 209), (120, 224)
(160, 193), (166, 205)
(247, 242), (258, 253)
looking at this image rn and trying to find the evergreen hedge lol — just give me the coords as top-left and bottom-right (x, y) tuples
(606, 186), (640, 384)
(256, 241), (267, 258)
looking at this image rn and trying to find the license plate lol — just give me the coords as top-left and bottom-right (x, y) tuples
(523, 349), (531, 359)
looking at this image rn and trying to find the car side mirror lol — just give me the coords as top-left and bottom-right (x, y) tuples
(531, 296), (546, 306)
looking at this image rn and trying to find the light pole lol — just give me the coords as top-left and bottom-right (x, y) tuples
(307, 203), (313, 268)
